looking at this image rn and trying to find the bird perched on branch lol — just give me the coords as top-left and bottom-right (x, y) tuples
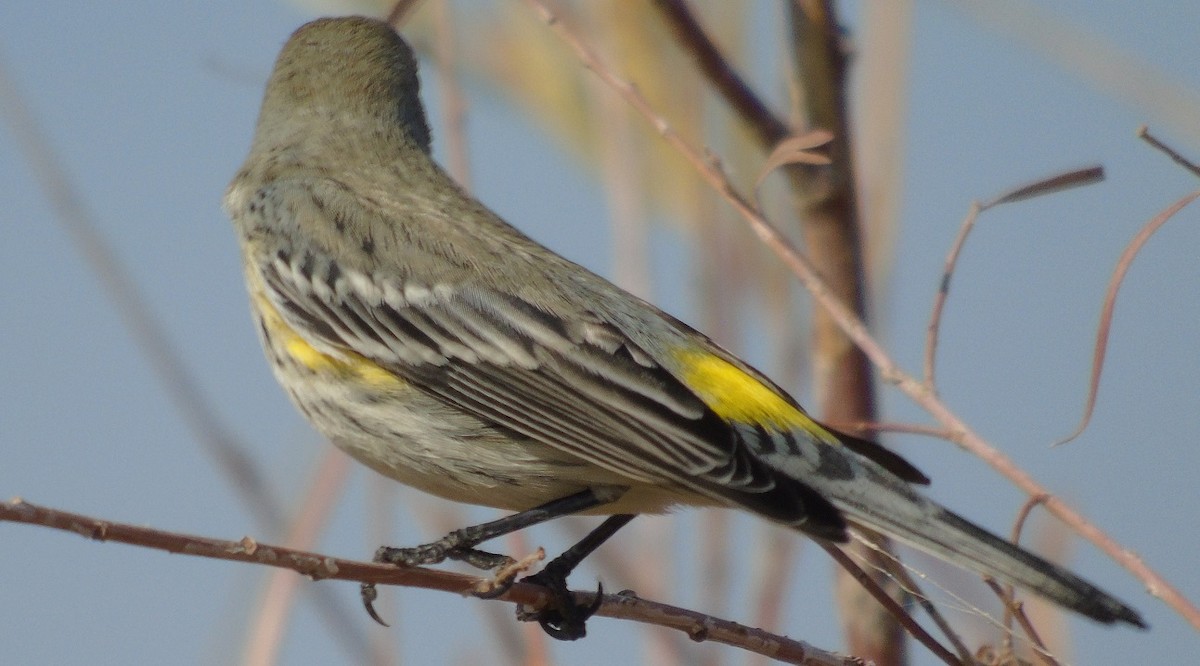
(224, 16), (1144, 640)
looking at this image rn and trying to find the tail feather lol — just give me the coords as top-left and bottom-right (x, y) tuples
(762, 448), (1146, 628)
(868, 502), (1145, 628)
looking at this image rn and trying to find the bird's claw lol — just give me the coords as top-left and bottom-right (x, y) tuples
(517, 572), (604, 641)
(360, 581), (389, 627)
(365, 542), (524, 623)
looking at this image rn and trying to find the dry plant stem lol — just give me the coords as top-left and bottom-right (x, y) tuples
(1055, 189), (1200, 446)
(386, 0), (423, 28)
(0, 49), (281, 543)
(1138, 125), (1200, 177)
(787, 2), (902, 662)
(824, 420), (954, 441)
(868, 552), (974, 665)
(1052, 138), (1200, 447)
(924, 201), (981, 389)
(520, 0), (1200, 630)
(243, 448), (352, 666)
(984, 166), (1105, 208)
(820, 544), (958, 666)
(562, 517), (686, 662)
(984, 579), (1057, 666)
(1004, 494), (1050, 635)
(412, 495), (527, 654)
(506, 533), (547, 664)
(1, 500), (860, 666)
(925, 166), (1104, 391)
(745, 530), (799, 666)
(1010, 494), (1050, 544)
(996, 495), (1055, 665)
(955, 0), (1200, 149)
(0, 54), (371, 660)
(365, 477), (402, 665)
(431, 0), (472, 190)
(649, 0), (789, 148)
(854, 0), (913, 290)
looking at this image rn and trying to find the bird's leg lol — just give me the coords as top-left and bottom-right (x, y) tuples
(517, 513), (636, 641)
(362, 488), (616, 625)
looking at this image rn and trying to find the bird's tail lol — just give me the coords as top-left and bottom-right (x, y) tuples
(861, 496), (1144, 628)
(768, 450), (1146, 628)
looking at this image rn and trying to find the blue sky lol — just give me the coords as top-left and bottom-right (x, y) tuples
(1, 2), (1197, 664)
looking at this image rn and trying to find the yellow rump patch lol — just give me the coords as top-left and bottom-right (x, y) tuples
(672, 347), (832, 441)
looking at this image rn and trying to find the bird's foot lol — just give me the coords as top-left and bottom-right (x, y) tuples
(361, 539), (517, 625)
(515, 568), (604, 641)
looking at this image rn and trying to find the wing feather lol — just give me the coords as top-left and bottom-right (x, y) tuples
(257, 237), (846, 535)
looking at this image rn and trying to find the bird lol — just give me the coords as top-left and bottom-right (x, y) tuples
(223, 15), (1145, 640)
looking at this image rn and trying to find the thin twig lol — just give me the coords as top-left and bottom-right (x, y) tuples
(924, 200), (981, 390)
(823, 420), (955, 441)
(1010, 494), (1051, 545)
(983, 166), (1105, 209)
(431, 0), (473, 189)
(0, 499), (861, 666)
(984, 579), (1058, 666)
(519, 0), (1200, 630)
(1137, 125), (1200, 177)
(874, 553), (975, 665)
(649, 0), (789, 148)
(925, 167), (1104, 389)
(820, 544), (959, 666)
(997, 495), (1056, 663)
(0, 49), (283, 546)
(1054, 190), (1200, 446)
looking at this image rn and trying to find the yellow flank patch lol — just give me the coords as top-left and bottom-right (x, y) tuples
(673, 347), (832, 440)
(254, 292), (404, 389)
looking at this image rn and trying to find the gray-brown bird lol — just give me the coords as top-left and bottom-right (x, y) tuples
(224, 16), (1144, 639)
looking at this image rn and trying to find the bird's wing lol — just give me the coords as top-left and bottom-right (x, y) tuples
(255, 224), (855, 537)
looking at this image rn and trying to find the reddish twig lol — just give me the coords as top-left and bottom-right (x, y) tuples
(925, 167), (1105, 389)
(1054, 190), (1200, 446)
(858, 541), (975, 664)
(998, 495), (1057, 662)
(924, 200), (980, 390)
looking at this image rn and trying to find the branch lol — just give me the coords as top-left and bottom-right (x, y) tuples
(649, 0), (789, 148)
(926, 166), (1106, 390)
(1, 499), (861, 666)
